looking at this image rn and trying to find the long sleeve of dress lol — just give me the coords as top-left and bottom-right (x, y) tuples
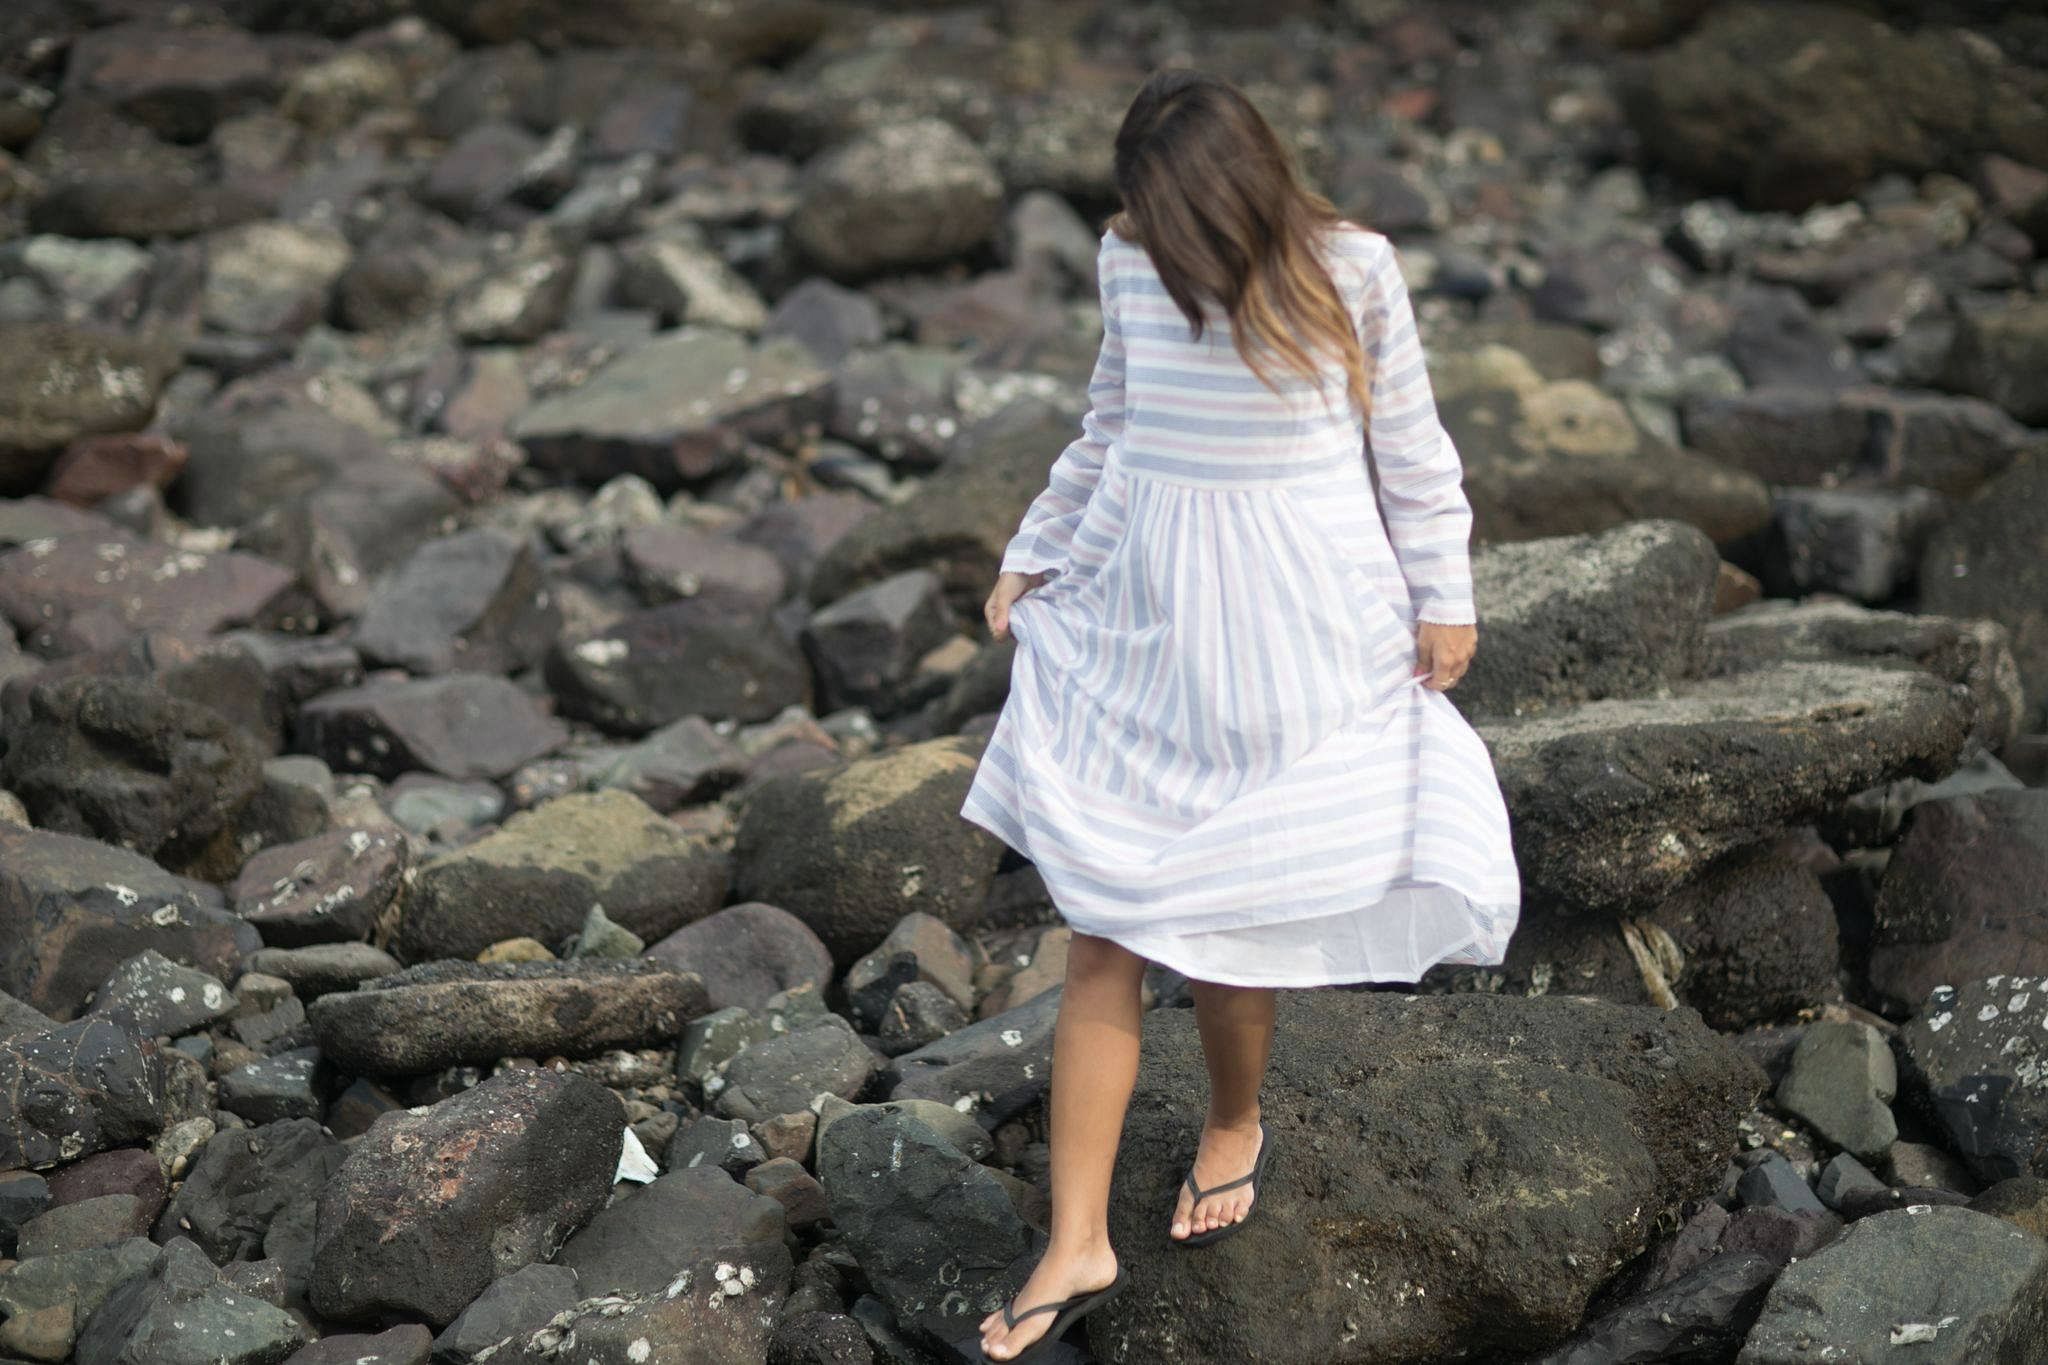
(998, 234), (1128, 580)
(1360, 240), (1478, 626)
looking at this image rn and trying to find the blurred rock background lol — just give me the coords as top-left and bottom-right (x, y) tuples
(0, 1), (2044, 1362)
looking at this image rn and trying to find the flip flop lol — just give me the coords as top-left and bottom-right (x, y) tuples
(1172, 1119), (1272, 1248)
(976, 1264), (1128, 1363)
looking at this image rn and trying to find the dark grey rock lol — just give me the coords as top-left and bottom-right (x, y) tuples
(229, 828), (409, 948)
(877, 981), (969, 1057)
(1944, 298), (2048, 426)
(815, 1106), (1033, 1347)
(0, 1236), (157, 1361)
(590, 715), (750, 813)
(1097, 991), (1765, 1362)
(0, 323), (179, 493)
(0, 1016), (164, 1170)
(1919, 450), (2048, 733)
(0, 826), (254, 1022)
(510, 329), (829, 492)
(296, 672), (569, 782)
(16, 1191), (152, 1258)
(710, 1012), (882, 1123)
(1775, 1020), (1898, 1161)
(1736, 1152), (1829, 1217)
(0, 533), (291, 655)
(1531, 1250), (1777, 1365)
(309, 1067), (623, 1327)
(73, 1235), (310, 1365)
(889, 984), (1061, 1127)
(762, 276), (886, 366)
(0, 1170), (50, 1256)
(284, 1324), (433, 1365)
(309, 959), (709, 1076)
(1901, 977), (2048, 1185)
(218, 1047), (321, 1125)
(0, 674), (265, 866)
(556, 1166), (793, 1298)
(544, 598), (812, 733)
(644, 901), (835, 1014)
(154, 1119), (345, 1263)
(430, 1262), (580, 1364)
(665, 1115), (769, 1180)
(240, 943), (400, 1006)
(1866, 791), (2048, 1013)
(801, 569), (956, 715)
(350, 527), (559, 676)
(1765, 485), (1950, 604)
(1735, 1205), (2047, 1363)
(87, 950), (234, 1038)
(619, 522), (787, 614)
(1479, 662), (1976, 912)
(788, 119), (1002, 280)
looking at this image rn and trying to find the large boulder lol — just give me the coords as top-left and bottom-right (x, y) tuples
(730, 735), (1003, 967)
(308, 960), (709, 1075)
(1480, 661), (1976, 911)
(1094, 991), (1765, 1362)
(0, 824), (256, 1020)
(395, 789), (728, 962)
(308, 1067), (623, 1327)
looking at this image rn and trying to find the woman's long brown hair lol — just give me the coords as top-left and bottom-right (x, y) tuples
(1104, 69), (1371, 418)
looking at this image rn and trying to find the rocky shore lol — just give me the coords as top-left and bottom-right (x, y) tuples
(0, 0), (2044, 1361)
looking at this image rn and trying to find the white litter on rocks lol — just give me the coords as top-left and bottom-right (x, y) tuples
(615, 1127), (659, 1184)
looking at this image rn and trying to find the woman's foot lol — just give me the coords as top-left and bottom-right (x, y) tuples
(1168, 1111), (1264, 1241)
(977, 1238), (1120, 1361)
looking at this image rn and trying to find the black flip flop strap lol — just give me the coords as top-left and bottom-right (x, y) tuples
(1184, 1167), (1256, 1200)
(1004, 1289), (1093, 1327)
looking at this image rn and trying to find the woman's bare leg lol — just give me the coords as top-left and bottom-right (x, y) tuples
(1169, 979), (1275, 1240)
(978, 931), (1146, 1360)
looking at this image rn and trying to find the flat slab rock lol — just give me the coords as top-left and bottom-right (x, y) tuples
(1479, 660), (1976, 910)
(307, 959), (710, 1075)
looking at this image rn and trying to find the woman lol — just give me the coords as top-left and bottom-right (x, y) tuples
(957, 67), (1522, 1363)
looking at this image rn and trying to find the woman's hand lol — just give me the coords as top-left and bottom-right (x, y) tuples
(984, 570), (1050, 642)
(1413, 621), (1476, 691)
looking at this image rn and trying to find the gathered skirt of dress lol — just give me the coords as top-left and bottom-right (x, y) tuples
(956, 447), (1522, 989)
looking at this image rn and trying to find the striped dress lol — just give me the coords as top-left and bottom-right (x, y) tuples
(957, 221), (1521, 987)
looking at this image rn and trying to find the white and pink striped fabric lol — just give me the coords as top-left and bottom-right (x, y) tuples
(958, 221), (1521, 987)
